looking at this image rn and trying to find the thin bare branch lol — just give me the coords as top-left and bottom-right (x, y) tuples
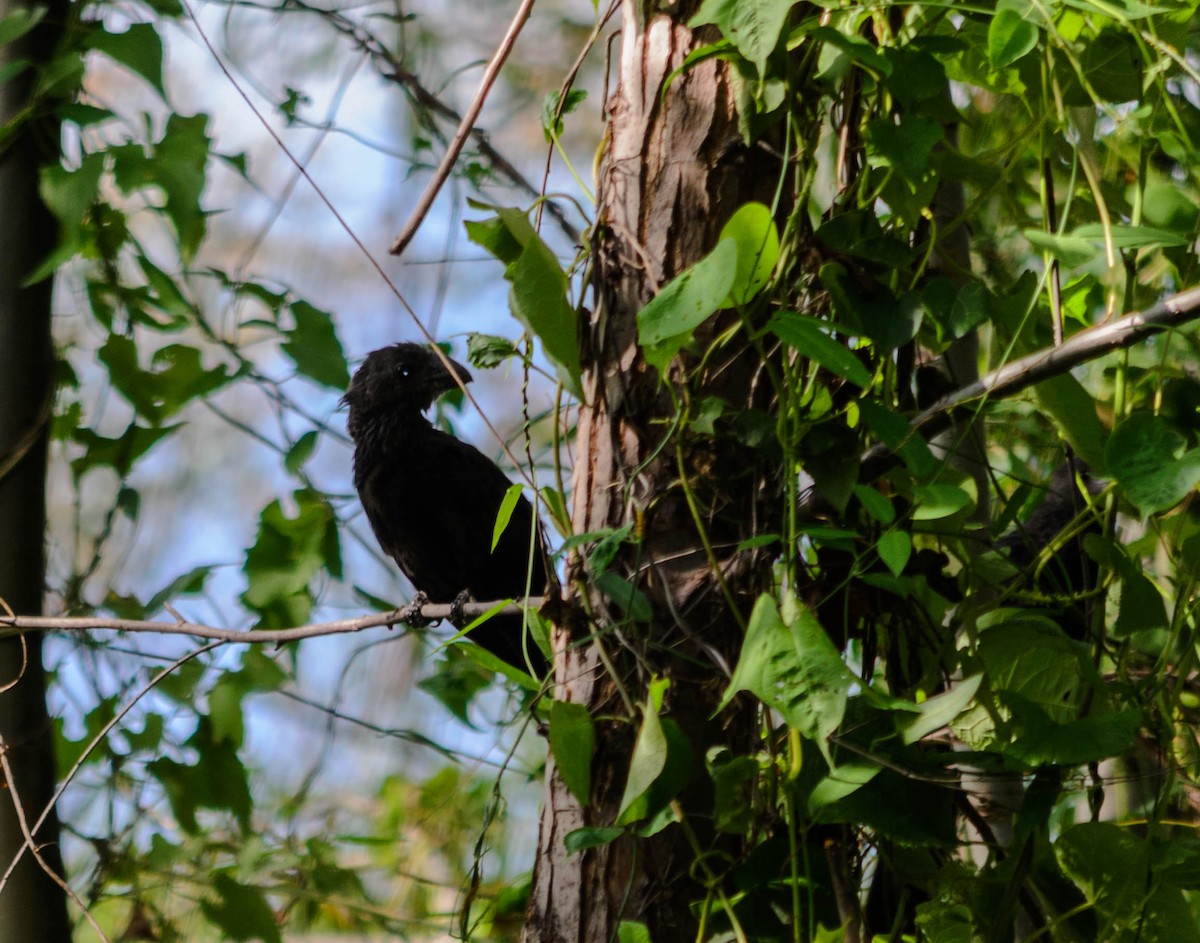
(0, 598), (546, 644)
(389, 0), (538, 256)
(860, 284), (1200, 480)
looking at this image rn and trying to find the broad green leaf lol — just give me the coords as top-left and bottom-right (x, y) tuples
(988, 9), (1039, 68)
(721, 595), (855, 758)
(877, 530), (911, 577)
(766, 313), (872, 387)
(281, 302), (350, 389)
(1006, 699), (1141, 766)
(72, 422), (180, 478)
(866, 115), (943, 181)
(541, 88), (587, 140)
(0, 6), (44, 48)
(1072, 223), (1190, 250)
(549, 700), (595, 805)
(89, 23), (165, 97)
(564, 827), (623, 853)
(200, 873), (283, 943)
(912, 483), (973, 521)
(1106, 413), (1200, 515)
(1056, 823), (1148, 925)
(858, 399), (936, 478)
(1033, 374), (1108, 472)
(594, 571), (653, 622)
(507, 236), (582, 398)
(900, 675), (982, 744)
(638, 238), (737, 372)
(491, 484), (524, 552)
(284, 430), (318, 475)
(465, 206), (582, 397)
(1024, 229), (1096, 266)
(854, 484), (895, 524)
(690, 0), (794, 73)
(720, 201), (779, 306)
(618, 922), (653, 943)
(708, 750), (759, 834)
(618, 683), (670, 823)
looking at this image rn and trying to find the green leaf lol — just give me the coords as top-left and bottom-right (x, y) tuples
(284, 430), (318, 475)
(866, 115), (943, 182)
(1071, 223), (1191, 250)
(618, 922), (653, 943)
(1033, 374), (1108, 472)
(0, 6), (45, 48)
(418, 647), (494, 722)
(594, 571), (653, 622)
(618, 685), (669, 823)
(988, 9), (1039, 68)
(900, 675), (982, 744)
(541, 88), (587, 140)
(72, 422), (180, 478)
(564, 827), (623, 853)
(877, 530), (911, 577)
(281, 301), (350, 389)
(708, 749), (759, 834)
(766, 313), (872, 388)
(912, 483), (974, 521)
(1056, 823), (1148, 925)
(89, 23), (165, 97)
(638, 238), (737, 372)
(200, 873), (283, 943)
(466, 206), (582, 397)
(549, 700), (595, 805)
(1023, 229), (1096, 266)
(1106, 413), (1200, 515)
(855, 484), (895, 524)
(492, 484), (524, 552)
(859, 399), (935, 479)
(720, 201), (779, 306)
(690, 0), (793, 73)
(507, 236), (583, 397)
(721, 596), (855, 758)
(241, 490), (341, 628)
(467, 332), (520, 368)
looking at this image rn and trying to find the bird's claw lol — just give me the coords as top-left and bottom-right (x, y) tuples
(449, 589), (473, 627)
(401, 591), (434, 628)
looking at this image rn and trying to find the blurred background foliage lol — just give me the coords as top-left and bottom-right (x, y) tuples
(7, 0), (1200, 938)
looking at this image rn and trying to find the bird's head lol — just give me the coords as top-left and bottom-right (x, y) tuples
(341, 343), (473, 423)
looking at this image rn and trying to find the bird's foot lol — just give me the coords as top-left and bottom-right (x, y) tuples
(401, 591), (434, 628)
(449, 589), (474, 627)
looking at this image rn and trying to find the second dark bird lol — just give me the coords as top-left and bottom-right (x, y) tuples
(343, 343), (549, 674)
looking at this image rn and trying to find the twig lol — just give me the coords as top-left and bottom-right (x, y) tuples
(0, 598), (547, 644)
(389, 0), (537, 256)
(0, 739), (110, 942)
(859, 284), (1200, 480)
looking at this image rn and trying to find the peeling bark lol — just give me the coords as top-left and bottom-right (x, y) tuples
(523, 5), (782, 940)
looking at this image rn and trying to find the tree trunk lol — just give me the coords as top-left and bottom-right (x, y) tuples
(524, 4), (782, 940)
(0, 0), (71, 938)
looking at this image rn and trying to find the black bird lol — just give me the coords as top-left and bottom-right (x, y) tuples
(343, 343), (549, 674)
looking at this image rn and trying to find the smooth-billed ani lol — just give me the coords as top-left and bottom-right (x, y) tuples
(343, 343), (548, 674)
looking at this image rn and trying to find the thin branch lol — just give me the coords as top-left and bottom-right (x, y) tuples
(0, 599), (546, 644)
(389, 0), (538, 256)
(282, 0), (580, 245)
(860, 284), (1200, 480)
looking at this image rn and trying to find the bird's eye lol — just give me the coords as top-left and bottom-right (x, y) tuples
(399, 366), (410, 378)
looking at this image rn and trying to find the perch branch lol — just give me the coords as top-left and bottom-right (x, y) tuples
(860, 284), (1200, 480)
(0, 599), (545, 644)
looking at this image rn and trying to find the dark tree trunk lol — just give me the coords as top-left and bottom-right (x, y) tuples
(0, 0), (71, 938)
(524, 4), (783, 940)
